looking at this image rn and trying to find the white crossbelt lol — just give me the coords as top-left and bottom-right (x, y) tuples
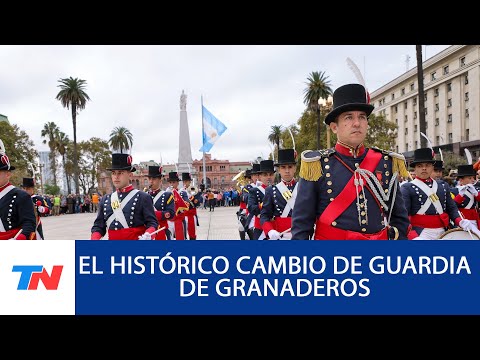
(412, 179), (443, 215)
(457, 186), (474, 208)
(153, 190), (165, 208)
(0, 185), (15, 232)
(275, 182), (297, 217)
(106, 189), (139, 229)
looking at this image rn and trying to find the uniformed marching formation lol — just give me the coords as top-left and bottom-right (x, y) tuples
(2, 83), (480, 241)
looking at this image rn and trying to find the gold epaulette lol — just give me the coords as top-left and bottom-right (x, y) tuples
(371, 147), (410, 179)
(299, 148), (335, 181)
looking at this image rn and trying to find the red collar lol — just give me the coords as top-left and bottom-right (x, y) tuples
(282, 179), (295, 187)
(0, 182), (12, 191)
(417, 177), (433, 183)
(335, 141), (365, 158)
(117, 184), (134, 193)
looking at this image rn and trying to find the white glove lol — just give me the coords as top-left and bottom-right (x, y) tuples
(241, 209), (247, 215)
(466, 184), (479, 196)
(238, 219), (245, 232)
(458, 186), (467, 196)
(459, 219), (474, 232)
(37, 206), (46, 213)
(280, 232), (292, 240)
(138, 232), (152, 240)
(268, 230), (281, 240)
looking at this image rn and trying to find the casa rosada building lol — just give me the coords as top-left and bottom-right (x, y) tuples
(97, 153), (251, 195)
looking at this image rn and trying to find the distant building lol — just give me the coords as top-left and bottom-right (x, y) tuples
(0, 114), (9, 124)
(38, 151), (54, 186)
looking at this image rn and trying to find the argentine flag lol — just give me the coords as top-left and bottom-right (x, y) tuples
(199, 105), (227, 153)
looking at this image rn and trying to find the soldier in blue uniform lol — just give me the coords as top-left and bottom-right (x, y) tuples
(260, 148), (297, 240)
(180, 172), (199, 240)
(401, 148), (469, 240)
(237, 168), (252, 240)
(291, 83), (412, 240)
(244, 163), (260, 239)
(247, 159), (276, 240)
(91, 153), (158, 240)
(147, 165), (175, 240)
(0, 139), (36, 240)
(21, 177), (50, 240)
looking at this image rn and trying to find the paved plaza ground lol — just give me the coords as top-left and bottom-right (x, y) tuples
(41, 205), (242, 240)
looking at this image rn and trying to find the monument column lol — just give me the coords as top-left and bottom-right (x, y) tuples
(177, 90), (195, 184)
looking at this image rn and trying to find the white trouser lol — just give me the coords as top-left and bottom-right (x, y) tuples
(167, 220), (176, 239)
(413, 227), (445, 240)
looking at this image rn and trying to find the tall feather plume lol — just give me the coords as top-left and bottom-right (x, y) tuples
(438, 148), (444, 162)
(465, 148), (473, 165)
(420, 132), (435, 151)
(286, 126), (296, 152)
(346, 57), (366, 88)
(0, 138), (5, 155)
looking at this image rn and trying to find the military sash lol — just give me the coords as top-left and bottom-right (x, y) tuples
(106, 189), (139, 229)
(275, 182), (297, 218)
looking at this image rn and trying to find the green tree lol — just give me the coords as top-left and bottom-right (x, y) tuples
(268, 125), (283, 160)
(109, 126), (133, 153)
(303, 71), (332, 150)
(41, 121), (60, 186)
(56, 131), (72, 194)
(56, 76), (91, 194)
(78, 138), (111, 194)
(0, 122), (38, 186)
(44, 184), (60, 195)
(364, 114), (398, 150)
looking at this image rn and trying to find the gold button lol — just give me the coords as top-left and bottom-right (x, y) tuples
(355, 163), (359, 168)
(361, 219), (366, 224)
(332, 221), (337, 226)
(327, 189), (332, 194)
(325, 165), (330, 170)
(324, 158), (329, 162)
(326, 173), (331, 177)
(385, 171), (390, 176)
(327, 181), (332, 186)
(384, 156), (389, 160)
(359, 194), (363, 199)
(361, 211), (365, 216)
(361, 228), (367, 232)
(384, 164), (388, 168)
(360, 203), (364, 208)
(385, 180), (389, 184)
(384, 189), (388, 193)
(330, 198), (334, 202)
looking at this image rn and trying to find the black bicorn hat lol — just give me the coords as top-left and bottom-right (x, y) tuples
(259, 159), (275, 173)
(456, 164), (476, 177)
(274, 148), (297, 166)
(251, 163), (261, 174)
(106, 153), (136, 172)
(0, 138), (15, 171)
(167, 171), (180, 182)
(409, 148), (436, 168)
(22, 177), (35, 188)
(434, 160), (444, 170)
(147, 165), (163, 178)
(244, 169), (252, 178)
(182, 172), (192, 181)
(324, 83), (374, 125)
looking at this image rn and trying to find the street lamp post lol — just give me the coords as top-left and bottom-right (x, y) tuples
(318, 96), (334, 148)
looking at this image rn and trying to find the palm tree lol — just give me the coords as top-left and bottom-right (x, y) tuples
(41, 121), (60, 186)
(108, 126), (133, 153)
(416, 45), (427, 148)
(56, 77), (91, 194)
(56, 131), (71, 194)
(268, 125), (283, 160)
(303, 71), (333, 149)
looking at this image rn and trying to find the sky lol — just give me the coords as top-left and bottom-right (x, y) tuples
(0, 45), (451, 165)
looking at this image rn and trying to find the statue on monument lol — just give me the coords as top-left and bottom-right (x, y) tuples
(180, 90), (187, 111)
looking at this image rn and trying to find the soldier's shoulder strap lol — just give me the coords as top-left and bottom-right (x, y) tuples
(299, 148), (336, 181)
(370, 146), (409, 178)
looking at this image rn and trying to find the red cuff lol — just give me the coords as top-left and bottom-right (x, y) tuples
(145, 227), (156, 234)
(91, 232), (102, 240)
(454, 194), (464, 204)
(262, 221), (275, 234)
(454, 217), (462, 226)
(16, 234), (27, 240)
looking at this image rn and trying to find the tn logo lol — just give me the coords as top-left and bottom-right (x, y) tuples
(12, 265), (63, 290)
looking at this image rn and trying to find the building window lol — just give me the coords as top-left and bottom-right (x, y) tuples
(214, 178), (218, 184)
(443, 65), (449, 75)
(447, 82), (452, 91)
(435, 103), (439, 111)
(434, 88), (439, 97)
(448, 133), (453, 142)
(436, 136), (440, 145)
(414, 124), (418, 132)
(405, 128), (408, 135)
(395, 118), (398, 125)
(466, 108), (469, 118)
(102, 179), (105, 188)
(460, 56), (466, 66)
(431, 72), (436, 81)
(466, 129), (470, 141)
(396, 145), (399, 153)
(465, 74), (469, 85)
(401, 88), (405, 95)
(405, 143), (409, 150)
(405, 115), (408, 122)
(382, 97), (386, 105)
(425, 108), (428, 115)
(465, 92), (469, 101)
(424, 93), (428, 101)
(435, 118), (439, 126)
(413, 111), (417, 119)
(207, 166), (212, 172)
(221, 176), (225, 183)
(448, 114), (452, 123)
(404, 101), (408, 109)
(394, 105), (398, 113)
(220, 165), (226, 171)
(391, 93), (395, 100)
(144, 179), (148, 186)
(415, 141), (418, 148)
(447, 98), (452, 107)
(413, 97), (417, 106)
(410, 83), (414, 91)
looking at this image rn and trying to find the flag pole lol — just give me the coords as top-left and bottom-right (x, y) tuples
(201, 95), (207, 190)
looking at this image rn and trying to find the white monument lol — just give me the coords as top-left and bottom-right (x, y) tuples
(177, 90), (195, 183)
